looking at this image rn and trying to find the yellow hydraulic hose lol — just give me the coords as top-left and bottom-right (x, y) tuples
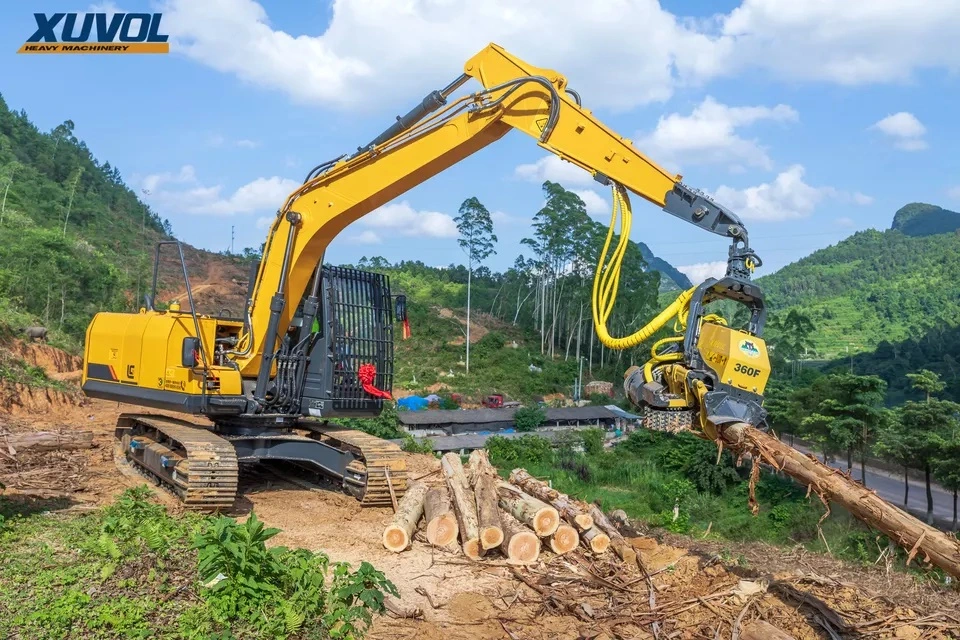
(591, 183), (696, 350)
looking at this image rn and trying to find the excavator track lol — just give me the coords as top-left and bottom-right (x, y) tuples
(301, 423), (408, 507)
(114, 414), (239, 511)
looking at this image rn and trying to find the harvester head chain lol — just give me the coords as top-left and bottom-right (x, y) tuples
(642, 406), (694, 434)
(115, 413), (238, 512)
(300, 422), (408, 507)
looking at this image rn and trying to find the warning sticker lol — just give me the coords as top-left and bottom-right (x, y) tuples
(535, 117), (548, 132)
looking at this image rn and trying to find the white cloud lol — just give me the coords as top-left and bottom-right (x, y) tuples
(490, 210), (522, 225)
(948, 186), (960, 200)
(635, 96), (797, 171)
(835, 216), (856, 228)
(139, 166), (297, 216)
(256, 215), (275, 229)
(208, 134), (261, 149)
(358, 201), (458, 238)
(852, 192), (874, 206)
(346, 230), (383, 244)
(718, 1), (960, 86)
(571, 190), (610, 217)
(161, 1), (960, 112)
(712, 165), (834, 221)
(870, 112), (928, 151)
(514, 156), (596, 187)
(162, 0), (722, 111)
(677, 261), (727, 284)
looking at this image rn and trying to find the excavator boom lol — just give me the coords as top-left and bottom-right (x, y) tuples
(82, 42), (765, 511)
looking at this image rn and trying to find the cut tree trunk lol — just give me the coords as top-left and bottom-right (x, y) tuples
(587, 504), (637, 567)
(382, 481), (428, 553)
(465, 450), (504, 549)
(500, 511), (540, 564)
(549, 524), (579, 555)
(508, 469), (593, 530)
(497, 481), (559, 537)
(1, 430), (95, 454)
(720, 422), (960, 579)
(441, 453), (482, 559)
(582, 526), (611, 554)
(423, 486), (459, 547)
(741, 620), (796, 640)
(474, 475), (504, 549)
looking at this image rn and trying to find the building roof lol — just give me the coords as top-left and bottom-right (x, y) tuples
(604, 404), (641, 420)
(396, 405), (618, 426)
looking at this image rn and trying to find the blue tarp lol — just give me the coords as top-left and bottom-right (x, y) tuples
(397, 396), (429, 411)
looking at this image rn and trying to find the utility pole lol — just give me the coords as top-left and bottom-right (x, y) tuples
(230, 225), (235, 254)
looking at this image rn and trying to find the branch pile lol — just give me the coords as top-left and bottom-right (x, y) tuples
(383, 451), (616, 564)
(0, 427), (94, 496)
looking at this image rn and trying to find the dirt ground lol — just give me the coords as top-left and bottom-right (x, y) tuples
(3, 340), (960, 639)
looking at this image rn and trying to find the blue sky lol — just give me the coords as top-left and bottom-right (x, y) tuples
(3, 0), (958, 283)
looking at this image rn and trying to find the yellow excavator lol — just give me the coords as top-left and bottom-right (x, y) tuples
(81, 43), (770, 511)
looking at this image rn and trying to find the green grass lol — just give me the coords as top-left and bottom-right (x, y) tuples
(0, 487), (396, 640)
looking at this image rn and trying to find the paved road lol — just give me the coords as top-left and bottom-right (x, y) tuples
(784, 438), (957, 524)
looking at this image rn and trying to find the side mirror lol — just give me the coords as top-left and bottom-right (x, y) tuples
(182, 337), (201, 367)
(394, 295), (407, 322)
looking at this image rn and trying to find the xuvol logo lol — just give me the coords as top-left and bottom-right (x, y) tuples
(17, 12), (169, 54)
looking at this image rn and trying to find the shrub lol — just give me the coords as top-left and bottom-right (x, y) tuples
(580, 428), (604, 456)
(487, 435), (553, 466)
(514, 405), (546, 432)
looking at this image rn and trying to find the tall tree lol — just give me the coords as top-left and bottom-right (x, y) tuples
(897, 399), (960, 524)
(815, 374), (886, 486)
(907, 369), (946, 403)
(0, 160), (21, 225)
(62, 166), (84, 236)
(933, 434), (960, 531)
(875, 411), (915, 507)
(454, 196), (497, 374)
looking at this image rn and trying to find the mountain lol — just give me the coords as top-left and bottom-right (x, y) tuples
(757, 203), (960, 359)
(638, 242), (692, 290)
(890, 202), (960, 237)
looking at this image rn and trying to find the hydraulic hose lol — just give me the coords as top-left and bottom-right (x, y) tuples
(591, 183), (696, 350)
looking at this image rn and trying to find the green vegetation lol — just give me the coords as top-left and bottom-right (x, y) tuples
(485, 430), (949, 578)
(0, 94), (175, 348)
(756, 206), (960, 359)
(0, 486), (395, 639)
(890, 202), (960, 237)
(769, 367), (960, 528)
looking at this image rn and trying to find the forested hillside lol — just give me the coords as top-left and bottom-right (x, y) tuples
(0, 93), (175, 344)
(756, 204), (960, 359)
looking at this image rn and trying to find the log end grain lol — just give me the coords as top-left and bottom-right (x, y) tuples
(463, 537), (482, 560)
(549, 524), (579, 555)
(382, 524), (410, 553)
(480, 525), (505, 550)
(588, 532), (610, 554)
(426, 514), (459, 547)
(574, 513), (594, 530)
(505, 531), (540, 565)
(533, 507), (560, 537)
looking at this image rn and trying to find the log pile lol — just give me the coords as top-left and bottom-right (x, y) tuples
(383, 452), (614, 564)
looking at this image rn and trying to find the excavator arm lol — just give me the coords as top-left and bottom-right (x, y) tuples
(235, 43), (759, 385)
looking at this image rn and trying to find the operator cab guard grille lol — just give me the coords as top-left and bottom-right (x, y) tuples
(325, 265), (394, 412)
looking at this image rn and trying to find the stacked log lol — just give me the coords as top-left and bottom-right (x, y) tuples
(441, 452), (482, 559)
(381, 457), (629, 567)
